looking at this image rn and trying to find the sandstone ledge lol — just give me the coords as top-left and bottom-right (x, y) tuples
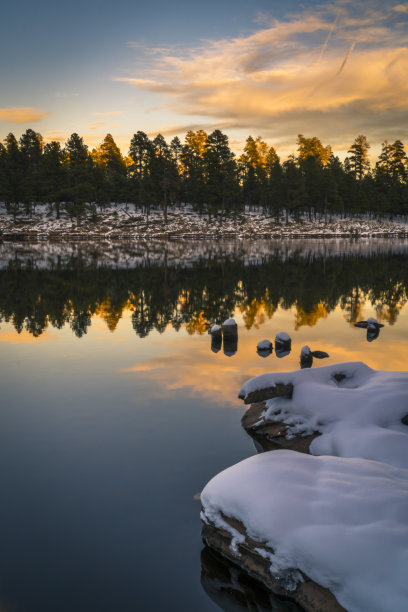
(202, 514), (345, 612)
(241, 401), (319, 453)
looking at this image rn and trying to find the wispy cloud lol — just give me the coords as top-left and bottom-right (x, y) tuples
(116, 1), (408, 147)
(0, 107), (48, 124)
(392, 3), (408, 13)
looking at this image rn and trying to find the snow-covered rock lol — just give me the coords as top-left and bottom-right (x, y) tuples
(202, 362), (408, 610)
(257, 339), (273, 352)
(275, 332), (291, 344)
(201, 449), (408, 612)
(239, 362), (408, 466)
(223, 318), (237, 327)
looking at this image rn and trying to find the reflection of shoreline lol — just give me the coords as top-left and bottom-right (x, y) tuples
(0, 241), (407, 339)
(1, 237), (408, 270)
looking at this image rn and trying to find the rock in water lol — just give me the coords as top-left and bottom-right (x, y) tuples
(223, 318), (238, 356)
(257, 339), (273, 352)
(222, 318), (237, 338)
(300, 345), (313, 369)
(275, 331), (291, 349)
(257, 339), (273, 358)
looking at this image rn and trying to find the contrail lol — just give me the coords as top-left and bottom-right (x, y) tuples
(317, 12), (340, 63)
(337, 41), (356, 74)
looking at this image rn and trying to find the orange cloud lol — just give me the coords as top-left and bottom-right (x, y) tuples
(117, 2), (408, 148)
(0, 107), (48, 124)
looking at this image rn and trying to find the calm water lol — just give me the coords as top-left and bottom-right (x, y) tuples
(0, 239), (407, 612)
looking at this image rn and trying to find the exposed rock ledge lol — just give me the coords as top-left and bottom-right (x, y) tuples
(202, 513), (345, 612)
(241, 401), (319, 454)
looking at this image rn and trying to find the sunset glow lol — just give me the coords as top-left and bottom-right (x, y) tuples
(2, 1), (408, 156)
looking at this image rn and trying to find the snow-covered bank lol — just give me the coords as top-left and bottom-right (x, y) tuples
(201, 363), (408, 611)
(1, 203), (407, 241)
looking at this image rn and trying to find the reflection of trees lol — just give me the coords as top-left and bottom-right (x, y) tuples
(295, 303), (328, 329)
(0, 250), (407, 338)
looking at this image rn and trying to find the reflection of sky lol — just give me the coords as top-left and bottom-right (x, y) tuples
(0, 286), (407, 611)
(2, 301), (407, 408)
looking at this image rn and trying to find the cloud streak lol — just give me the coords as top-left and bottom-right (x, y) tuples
(117, 1), (408, 148)
(0, 108), (48, 124)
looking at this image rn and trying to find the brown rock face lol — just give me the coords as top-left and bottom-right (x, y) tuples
(201, 545), (302, 611)
(238, 383), (294, 405)
(201, 515), (345, 612)
(241, 401), (319, 454)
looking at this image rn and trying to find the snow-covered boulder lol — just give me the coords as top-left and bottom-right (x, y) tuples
(275, 331), (291, 346)
(256, 339), (273, 358)
(210, 324), (222, 335)
(239, 362), (408, 466)
(300, 345), (329, 369)
(201, 450), (408, 612)
(223, 318), (237, 327)
(202, 362), (408, 610)
(222, 318), (238, 341)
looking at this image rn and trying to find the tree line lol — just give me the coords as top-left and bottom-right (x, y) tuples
(0, 248), (406, 338)
(0, 129), (407, 220)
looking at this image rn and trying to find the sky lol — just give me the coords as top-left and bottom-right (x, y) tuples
(1, 0), (408, 158)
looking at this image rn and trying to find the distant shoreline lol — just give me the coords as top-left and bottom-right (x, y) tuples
(1, 204), (407, 241)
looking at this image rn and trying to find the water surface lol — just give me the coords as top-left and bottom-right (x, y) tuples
(0, 239), (407, 611)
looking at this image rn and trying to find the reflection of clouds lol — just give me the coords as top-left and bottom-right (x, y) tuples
(0, 328), (54, 344)
(120, 305), (408, 405)
(117, 3), (408, 149)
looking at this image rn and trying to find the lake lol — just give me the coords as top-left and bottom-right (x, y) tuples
(0, 238), (407, 611)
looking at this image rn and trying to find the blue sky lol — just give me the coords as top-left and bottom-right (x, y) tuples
(1, 0), (408, 157)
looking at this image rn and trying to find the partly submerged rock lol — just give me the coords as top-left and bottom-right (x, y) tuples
(300, 345), (329, 369)
(210, 324), (222, 337)
(201, 545), (303, 612)
(257, 339), (273, 358)
(241, 401), (319, 454)
(201, 449), (408, 612)
(257, 339), (273, 352)
(211, 334), (222, 353)
(207, 363), (408, 609)
(238, 362), (408, 467)
(354, 317), (384, 329)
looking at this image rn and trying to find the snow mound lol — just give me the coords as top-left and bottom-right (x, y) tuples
(201, 450), (408, 612)
(239, 362), (408, 468)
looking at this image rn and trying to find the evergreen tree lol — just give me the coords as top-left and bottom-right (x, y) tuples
(128, 131), (153, 208)
(180, 130), (208, 211)
(3, 133), (24, 219)
(63, 133), (95, 220)
(348, 135), (370, 181)
(203, 130), (237, 215)
(40, 141), (65, 217)
(19, 129), (43, 213)
(95, 133), (127, 204)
